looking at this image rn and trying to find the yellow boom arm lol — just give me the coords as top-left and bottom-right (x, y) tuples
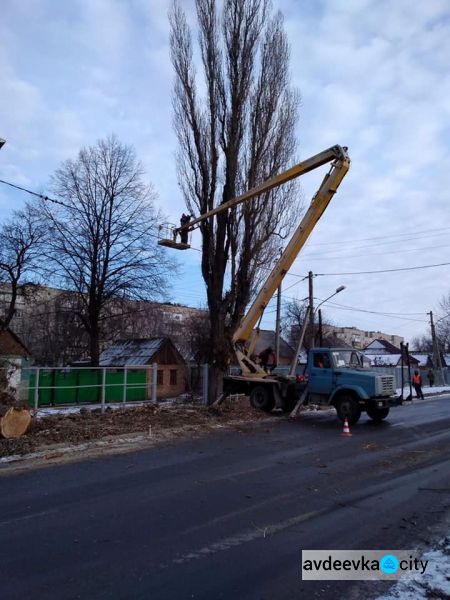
(160, 144), (350, 375)
(233, 145), (350, 346)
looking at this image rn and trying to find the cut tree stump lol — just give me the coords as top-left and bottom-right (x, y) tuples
(1, 407), (32, 439)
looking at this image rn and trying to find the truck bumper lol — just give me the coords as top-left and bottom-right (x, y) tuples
(366, 397), (393, 409)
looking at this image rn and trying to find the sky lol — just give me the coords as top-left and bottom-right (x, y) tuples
(1, 0), (450, 344)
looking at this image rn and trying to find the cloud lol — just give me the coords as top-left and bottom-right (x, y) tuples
(1, 0), (449, 341)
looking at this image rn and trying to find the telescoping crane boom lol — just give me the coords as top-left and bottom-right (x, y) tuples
(158, 144), (350, 379)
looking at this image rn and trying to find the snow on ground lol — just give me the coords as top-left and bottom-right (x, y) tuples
(376, 538), (450, 599)
(32, 396), (193, 419)
(30, 385), (450, 418)
(395, 385), (450, 396)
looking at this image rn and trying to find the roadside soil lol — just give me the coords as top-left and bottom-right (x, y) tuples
(0, 397), (268, 459)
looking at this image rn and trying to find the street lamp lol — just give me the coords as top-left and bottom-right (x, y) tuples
(0, 138), (5, 150)
(314, 285), (346, 348)
(289, 285), (346, 376)
(314, 285), (346, 316)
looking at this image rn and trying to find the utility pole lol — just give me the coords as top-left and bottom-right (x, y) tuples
(429, 311), (445, 384)
(318, 308), (323, 347)
(308, 271), (314, 349)
(275, 281), (281, 366)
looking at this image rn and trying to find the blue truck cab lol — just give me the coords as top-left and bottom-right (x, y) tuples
(306, 348), (396, 424)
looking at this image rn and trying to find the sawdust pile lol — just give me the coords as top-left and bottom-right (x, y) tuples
(0, 397), (266, 458)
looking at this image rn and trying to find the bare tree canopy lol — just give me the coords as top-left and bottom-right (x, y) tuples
(170, 0), (300, 399)
(40, 135), (175, 365)
(411, 335), (434, 353)
(437, 293), (450, 351)
(0, 203), (44, 329)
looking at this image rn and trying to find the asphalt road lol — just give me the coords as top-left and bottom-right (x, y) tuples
(1, 396), (449, 600)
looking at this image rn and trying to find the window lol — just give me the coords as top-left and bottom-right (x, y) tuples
(170, 369), (177, 385)
(313, 353), (330, 369)
(157, 370), (164, 386)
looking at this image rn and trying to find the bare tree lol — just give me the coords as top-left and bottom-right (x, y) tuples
(41, 135), (175, 365)
(16, 291), (88, 366)
(283, 297), (309, 349)
(411, 335), (434, 353)
(283, 297), (337, 350)
(0, 203), (44, 330)
(435, 293), (450, 351)
(170, 0), (300, 400)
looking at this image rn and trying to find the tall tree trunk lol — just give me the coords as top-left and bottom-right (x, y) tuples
(170, 0), (300, 402)
(90, 326), (100, 367)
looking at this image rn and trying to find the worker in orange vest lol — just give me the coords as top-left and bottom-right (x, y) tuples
(413, 370), (424, 399)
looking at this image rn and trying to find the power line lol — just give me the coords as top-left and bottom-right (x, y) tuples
(321, 298), (426, 317)
(314, 261), (450, 277)
(301, 242), (450, 262)
(0, 178), (73, 210)
(304, 226), (450, 247)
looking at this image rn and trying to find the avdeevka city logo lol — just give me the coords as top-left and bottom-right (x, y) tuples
(380, 554), (399, 574)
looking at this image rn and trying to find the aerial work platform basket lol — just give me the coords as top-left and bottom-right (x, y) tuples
(157, 223), (190, 250)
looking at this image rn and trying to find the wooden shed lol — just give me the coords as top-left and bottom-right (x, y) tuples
(100, 337), (186, 399)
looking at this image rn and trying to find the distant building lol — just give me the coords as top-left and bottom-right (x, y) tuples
(0, 283), (207, 366)
(322, 325), (404, 350)
(100, 337), (187, 399)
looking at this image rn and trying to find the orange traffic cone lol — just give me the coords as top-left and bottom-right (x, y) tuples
(342, 417), (352, 437)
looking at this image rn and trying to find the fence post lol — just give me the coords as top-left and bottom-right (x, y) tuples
(202, 363), (209, 406)
(152, 362), (157, 403)
(122, 366), (128, 403)
(101, 368), (106, 413)
(33, 367), (40, 411)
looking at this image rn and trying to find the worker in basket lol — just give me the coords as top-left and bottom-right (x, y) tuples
(179, 213), (193, 244)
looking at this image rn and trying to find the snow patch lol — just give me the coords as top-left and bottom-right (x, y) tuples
(376, 538), (450, 600)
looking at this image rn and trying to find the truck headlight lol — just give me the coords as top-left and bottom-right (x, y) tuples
(377, 401), (384, 407)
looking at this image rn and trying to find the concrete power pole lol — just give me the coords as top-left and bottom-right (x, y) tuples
(275, 282), (281, 366)
(429, 311), (445, 384)
(308, 271), (314, 349)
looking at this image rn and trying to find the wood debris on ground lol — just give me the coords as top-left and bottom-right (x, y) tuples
(0, 396), (267, 458)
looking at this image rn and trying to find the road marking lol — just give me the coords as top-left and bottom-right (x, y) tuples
(0, 506), (61, 528)
(171, 508), (326, 565)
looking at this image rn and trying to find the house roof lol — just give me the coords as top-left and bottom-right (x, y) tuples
(0, 321), (31, 358)
(364, 338), (402, 354)
(252, 330), (294, 359)
(100, 338), (166, 366)
(367, 354), (402, 366)
(410, 353), (431, 367)
(367, 352), (420, 366)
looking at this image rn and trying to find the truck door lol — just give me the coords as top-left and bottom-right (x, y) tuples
(309, 352), (333, 396)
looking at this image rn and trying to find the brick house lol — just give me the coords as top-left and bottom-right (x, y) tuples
(100, 338), (186, 399)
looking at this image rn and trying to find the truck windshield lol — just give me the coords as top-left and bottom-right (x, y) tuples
(332, 350), (365, 368)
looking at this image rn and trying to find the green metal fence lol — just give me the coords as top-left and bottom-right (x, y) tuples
(27, 367), (150, 407)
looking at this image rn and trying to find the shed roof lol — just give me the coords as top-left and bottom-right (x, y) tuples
(252, 330), (294, 359)
(0, 322), (31, 358)
(100, 338), (166, 367)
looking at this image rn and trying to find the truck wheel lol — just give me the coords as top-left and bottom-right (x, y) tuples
(366, 406), (390, 422)
(250, 385), (275, 412)
(336, 395), (361, 425)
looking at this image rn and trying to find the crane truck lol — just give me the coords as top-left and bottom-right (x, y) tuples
(159, 145), (397, 425)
